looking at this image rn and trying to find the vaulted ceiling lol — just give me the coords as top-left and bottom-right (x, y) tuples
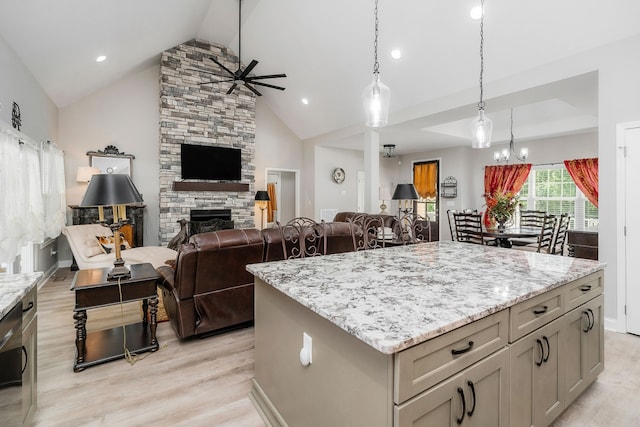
(1, 0), (639, 154)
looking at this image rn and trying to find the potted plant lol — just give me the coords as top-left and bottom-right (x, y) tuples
(486, 191), (519, 230)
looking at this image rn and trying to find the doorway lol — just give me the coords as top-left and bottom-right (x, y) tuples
(412, 159), (440, 236)
(620, 122), (640, 334)
(265, 168), (300, 226)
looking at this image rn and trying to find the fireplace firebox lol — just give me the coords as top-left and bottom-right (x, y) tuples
(189, 209), (233, 237)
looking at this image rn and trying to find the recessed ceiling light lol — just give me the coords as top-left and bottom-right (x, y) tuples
(391, 49), (402, 59)
(301, 98), (309, 105)
(96, 55), (107, 63)
(470, 5), (483, 20)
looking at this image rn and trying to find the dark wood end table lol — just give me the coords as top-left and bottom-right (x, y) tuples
(71, 263), (159, 372)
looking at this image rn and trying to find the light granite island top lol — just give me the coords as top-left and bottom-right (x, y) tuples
(0, 272), (42, 318)
(247, 241), (605, 354)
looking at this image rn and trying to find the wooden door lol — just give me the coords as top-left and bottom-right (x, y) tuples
(626, 125), (640, 334)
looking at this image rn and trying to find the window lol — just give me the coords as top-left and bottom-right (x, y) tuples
(519, 165), (598, 228)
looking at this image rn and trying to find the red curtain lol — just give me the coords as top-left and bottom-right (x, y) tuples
(483, 164), (532, 226)
(564, 158), (598, 207)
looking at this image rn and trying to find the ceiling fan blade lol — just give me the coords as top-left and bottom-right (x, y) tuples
(226, 83), (238, 95)
(198, 78), (237, 85)
(239, 60), (259, 79)
(208, 56), (236, 77)
(246, 74), (287, 81)
(244, 83), (262, 96)
(251, 81), (286, 91)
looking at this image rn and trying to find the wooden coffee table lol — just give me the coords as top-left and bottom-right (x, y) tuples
(71, 263), (159, 372)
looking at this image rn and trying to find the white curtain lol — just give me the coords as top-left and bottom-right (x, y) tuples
(0, 128), (64, 264)
(41, 142), (66, 238)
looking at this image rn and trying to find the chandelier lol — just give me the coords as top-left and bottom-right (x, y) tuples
(494, 108), (528, 162)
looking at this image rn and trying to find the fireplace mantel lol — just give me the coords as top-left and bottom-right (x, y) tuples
(172, 182), (250, 192)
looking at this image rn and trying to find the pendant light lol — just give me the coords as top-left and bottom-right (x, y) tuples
(470, 0), (493, 148)
(363, 0), (390, 127)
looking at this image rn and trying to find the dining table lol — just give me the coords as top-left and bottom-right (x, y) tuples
(483, 226), (541, 248)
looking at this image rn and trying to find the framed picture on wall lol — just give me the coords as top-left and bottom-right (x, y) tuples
(87, 146), (134, 176)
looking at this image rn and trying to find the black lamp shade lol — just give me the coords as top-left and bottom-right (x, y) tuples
(80, 174), (143, 207)
(392, 183), (419, 200)
(255, 190), (270, 202)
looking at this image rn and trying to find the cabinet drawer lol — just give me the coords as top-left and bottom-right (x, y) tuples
(566, 271), (603, 311)
(22, 286), (37, 326)
(509, 287), (564, 342)
(394, 309), (508, 404)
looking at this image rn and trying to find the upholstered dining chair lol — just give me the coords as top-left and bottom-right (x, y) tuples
(452, 212), (485, 245)
(550, 213), (571, 255)
(278, 217), (326, 259)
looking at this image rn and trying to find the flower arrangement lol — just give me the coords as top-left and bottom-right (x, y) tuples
(486, 191), (520, 225)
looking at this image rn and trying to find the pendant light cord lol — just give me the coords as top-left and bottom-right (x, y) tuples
(373, 0), (379, 75)
(478, 0), (485, 110)
(238, 0), (242, 69)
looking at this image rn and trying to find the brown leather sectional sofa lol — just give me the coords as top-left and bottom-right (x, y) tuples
(156, 220), (355, 339)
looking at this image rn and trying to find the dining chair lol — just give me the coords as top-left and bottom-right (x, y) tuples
(394, 212), (431, 245)
(514, 214), (556, 253)
(519, 210), (546, 227)
(279, 217), (326, 259)
(347, 213), (386, 250)
(452, 212), (485, 245)
(550, 213), (571, 255)
(447, 209), (457, 241)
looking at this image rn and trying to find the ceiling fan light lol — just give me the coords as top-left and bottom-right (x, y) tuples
(470, 109), (492, 148)
(363, 73), (390, 127)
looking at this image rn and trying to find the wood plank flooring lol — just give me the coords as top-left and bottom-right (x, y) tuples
(33, 268), (640, 426)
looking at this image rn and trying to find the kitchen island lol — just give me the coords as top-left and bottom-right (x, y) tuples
(247, 241), (605, 427)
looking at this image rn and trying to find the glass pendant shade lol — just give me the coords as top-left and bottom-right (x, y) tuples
(470, 109), (493, 149)
(363, 73), (390, 127)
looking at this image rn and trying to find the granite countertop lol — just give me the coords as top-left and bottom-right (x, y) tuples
(247, 241), (606, 355)
(0, 272), (42, 319)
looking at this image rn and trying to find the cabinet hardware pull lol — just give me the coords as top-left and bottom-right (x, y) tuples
(467, 380), (476, 416)
(536, 339), (544, 366)
(21, 345), (28, 374)
(22, 301), (34, 313)
(579, 285), (592, 292)
(543, 336), (550, 363)
(583, 311), (591, 332)
(587, 308), (595, 331)
(451, 340), (474, 356)
(456, 387), (466, 425)
(533, 305), (548, 315)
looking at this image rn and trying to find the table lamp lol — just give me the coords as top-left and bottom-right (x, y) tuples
(392, 183), (419, 215)
(80, 174), (144, 280)
(255, 190), (270, 229)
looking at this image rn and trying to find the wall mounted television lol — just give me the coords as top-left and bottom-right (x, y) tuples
(180, 143), (242, 181)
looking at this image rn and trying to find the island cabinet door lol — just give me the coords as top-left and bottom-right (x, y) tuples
(564, 294), (604, 406)
(394, 347), (509, 427)
(510, 316), (565, 427)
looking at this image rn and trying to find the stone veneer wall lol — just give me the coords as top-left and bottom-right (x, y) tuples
(159, 39), (255, 244)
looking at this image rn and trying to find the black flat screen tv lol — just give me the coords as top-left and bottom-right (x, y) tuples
(180, 144), (242, 181)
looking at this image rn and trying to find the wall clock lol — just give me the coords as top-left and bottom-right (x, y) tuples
(332, 167), (345, 184)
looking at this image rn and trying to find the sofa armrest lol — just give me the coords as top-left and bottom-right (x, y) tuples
(156, 265), (176, 293)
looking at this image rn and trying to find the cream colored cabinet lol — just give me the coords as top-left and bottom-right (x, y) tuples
(21, 287), (37, 424)
(395, 348), (510, 427)
(564, 294), (604, 406)
(510, 316), (565, 427)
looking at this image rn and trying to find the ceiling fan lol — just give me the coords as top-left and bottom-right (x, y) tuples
(198, 0), (286, 96)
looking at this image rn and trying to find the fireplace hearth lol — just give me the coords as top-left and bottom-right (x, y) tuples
(189, 209), (234, 237)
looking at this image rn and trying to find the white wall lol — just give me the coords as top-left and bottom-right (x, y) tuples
(314, 146), (364, 219)
(58, 64), (161, 261)
(0, 35), (57, 146)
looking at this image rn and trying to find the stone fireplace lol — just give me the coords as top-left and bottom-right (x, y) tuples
(158, 39), (256, 245)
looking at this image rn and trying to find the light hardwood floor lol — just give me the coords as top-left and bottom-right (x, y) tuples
(33, 268), (640, 426)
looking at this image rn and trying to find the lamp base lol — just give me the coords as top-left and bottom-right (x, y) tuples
(107, 258), (131, 280)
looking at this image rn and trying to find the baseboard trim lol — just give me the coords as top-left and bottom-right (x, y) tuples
(249, 378), (288, 427)
(58, 259), (72, 268)
(605, 316), (621, 333)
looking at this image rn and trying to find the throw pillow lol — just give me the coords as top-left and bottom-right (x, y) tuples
(96, 233), (131, 254)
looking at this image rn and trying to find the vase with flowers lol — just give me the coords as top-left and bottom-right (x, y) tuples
(486, 191), (519, 231)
